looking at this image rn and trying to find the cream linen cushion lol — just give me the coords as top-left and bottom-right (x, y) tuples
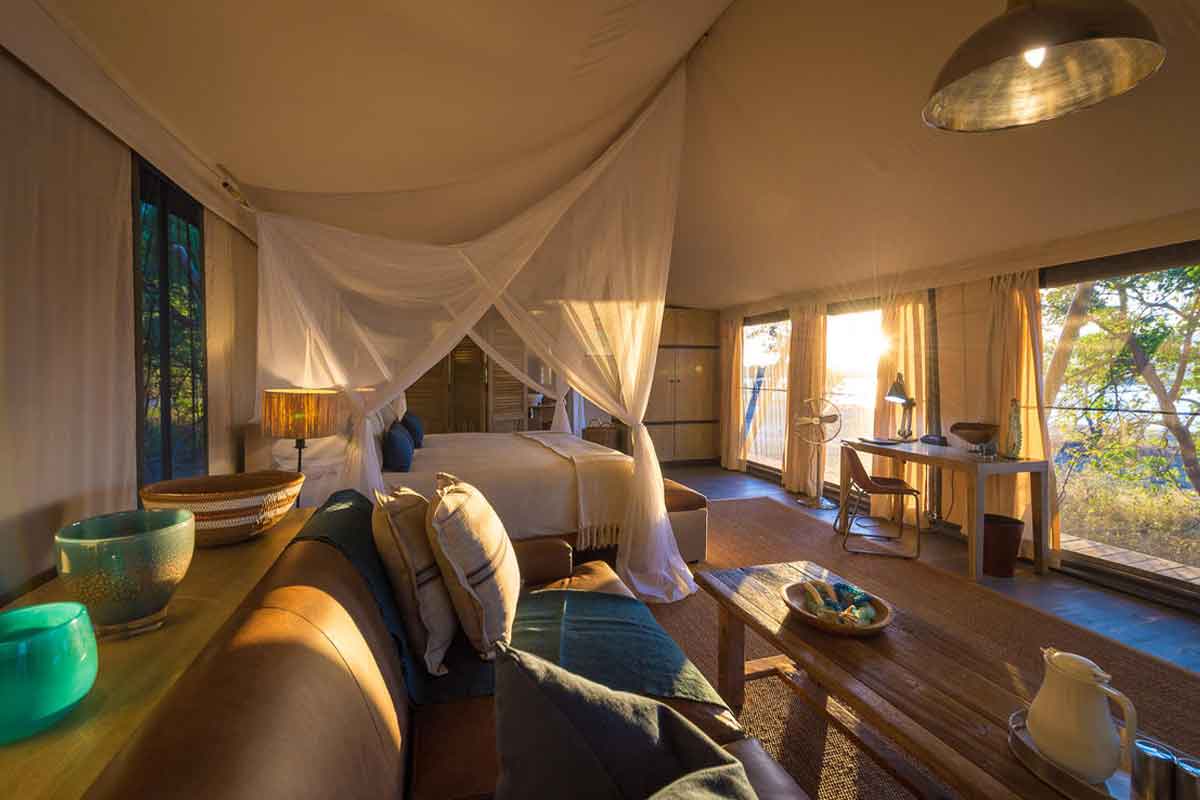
(426, 473), (521, 660)
(372, 488), (457, 675)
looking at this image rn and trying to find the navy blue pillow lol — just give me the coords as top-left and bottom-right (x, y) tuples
(401, 411), (424, 448)
(383, 420), (415, 471)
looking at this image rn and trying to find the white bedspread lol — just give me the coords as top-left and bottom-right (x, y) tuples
(517, 432), (632, 549)
(383, 432), (631, 543)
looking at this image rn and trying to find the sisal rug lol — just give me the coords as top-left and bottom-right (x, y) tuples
(651, 496), (1200, 799)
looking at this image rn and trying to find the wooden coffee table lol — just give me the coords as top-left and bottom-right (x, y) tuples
(698, 561), (1062, 800)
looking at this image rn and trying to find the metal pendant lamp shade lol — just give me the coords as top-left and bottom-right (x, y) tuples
(923, 0), (1164, 132)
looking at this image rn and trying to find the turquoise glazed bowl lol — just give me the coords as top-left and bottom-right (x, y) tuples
(55, 509), (195, 638)
(0, 602), (98, 744)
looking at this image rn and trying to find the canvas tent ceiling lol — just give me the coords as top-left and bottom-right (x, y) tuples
(672, 0), (1200, 310)
(14, 0), (1200, 310)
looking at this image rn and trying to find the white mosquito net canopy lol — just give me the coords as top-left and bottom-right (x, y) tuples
(257, 69), (694, 603)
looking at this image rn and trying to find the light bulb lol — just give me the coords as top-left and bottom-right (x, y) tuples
(1023, 47), (1047, 68)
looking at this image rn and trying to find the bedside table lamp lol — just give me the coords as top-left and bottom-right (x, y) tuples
(884, 373), (916, 441)
(262, 388), (342, 472)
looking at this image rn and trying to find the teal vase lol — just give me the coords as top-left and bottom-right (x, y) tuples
(0, 602), (98, 745)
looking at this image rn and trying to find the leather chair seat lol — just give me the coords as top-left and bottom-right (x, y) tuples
(869, 475), (919, 494)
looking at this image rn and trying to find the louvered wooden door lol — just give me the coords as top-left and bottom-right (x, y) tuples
(489, 360), (528, 433)
(450, 339), (487, 432)
(406, 357), (451, 434)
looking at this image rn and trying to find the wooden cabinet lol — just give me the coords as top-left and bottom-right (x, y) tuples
(661, 307), (719, 347)
(648, 307), (719, 462)
(674, 422), (719, 460)
(646, 351), (676, 423)
(674, 349), (717, 420)
(647, 423), (676, 461)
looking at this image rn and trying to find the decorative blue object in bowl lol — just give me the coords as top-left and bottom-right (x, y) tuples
(0, 601), (98, 744)
(55, 509), (195, 638)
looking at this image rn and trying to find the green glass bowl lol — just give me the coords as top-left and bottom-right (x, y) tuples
(0, 601), (98, 744)
(55, 509), (195, 638)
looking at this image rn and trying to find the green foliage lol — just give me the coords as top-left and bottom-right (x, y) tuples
(1060, 472), (1200, 568)
(139, 202), (206, 482)
(1042, 265), (1200, 568)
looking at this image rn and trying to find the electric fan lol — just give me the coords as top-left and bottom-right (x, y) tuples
(792, 397), (842, 510)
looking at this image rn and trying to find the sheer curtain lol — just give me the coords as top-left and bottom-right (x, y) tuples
(938, 272), (1057, 547)
(205, 209), (259, 473)
(257, 69), (693, 602)
(719, 315), (747, 471)
(871, 292), (929, 521)
(782, 303), (827, 498)
(0, 50), (136, 598)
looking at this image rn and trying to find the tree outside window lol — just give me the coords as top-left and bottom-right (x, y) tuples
(1042, 266), (1200, 570)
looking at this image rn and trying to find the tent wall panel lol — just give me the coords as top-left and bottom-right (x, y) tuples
(0, 49), (136, 600)
(205, 209), (258, 474)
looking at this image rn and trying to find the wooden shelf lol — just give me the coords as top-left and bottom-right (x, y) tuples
(0, 508), (314, 799)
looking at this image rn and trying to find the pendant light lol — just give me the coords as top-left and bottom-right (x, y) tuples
(923, 0), (1164, 132)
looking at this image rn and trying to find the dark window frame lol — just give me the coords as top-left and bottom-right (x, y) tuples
(133, 155), (207, 488)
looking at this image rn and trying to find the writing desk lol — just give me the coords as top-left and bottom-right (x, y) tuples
(836, 439), (1050, 580)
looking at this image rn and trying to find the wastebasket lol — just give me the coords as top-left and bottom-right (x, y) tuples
(982, 514), (1024, 578)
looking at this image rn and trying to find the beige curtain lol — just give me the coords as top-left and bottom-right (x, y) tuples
(718, 315), (747, 471)
(782, 303), (827, 497)
(938, 272), (1059, 547)
(871, 292), (929, 521)
(205, 210), (260, 474)
(0, 50), (136, 600)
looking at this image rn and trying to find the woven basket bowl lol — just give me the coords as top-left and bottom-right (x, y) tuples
(949, 421), (999, 446)
(781, 581), (893, 638)
(139, 471), (304, 548)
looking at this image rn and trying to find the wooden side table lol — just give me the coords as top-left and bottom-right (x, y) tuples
(0, 508), (313, 800)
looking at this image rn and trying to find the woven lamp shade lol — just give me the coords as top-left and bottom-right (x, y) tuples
(262, 389), (343, 440)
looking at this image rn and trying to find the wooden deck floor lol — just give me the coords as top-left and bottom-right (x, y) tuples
(1060, 534), (1200, 585)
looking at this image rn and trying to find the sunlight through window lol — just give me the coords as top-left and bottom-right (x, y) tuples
(824, 309), (887, 484)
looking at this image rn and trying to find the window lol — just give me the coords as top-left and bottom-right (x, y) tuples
(824, 309), (887, 485)
(135, 157), (207, 486)
(741, 316), (790, 470)
(1041, 266), (1200, 575)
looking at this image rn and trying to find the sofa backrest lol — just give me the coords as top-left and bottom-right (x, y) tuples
(86, 541), (411, 800)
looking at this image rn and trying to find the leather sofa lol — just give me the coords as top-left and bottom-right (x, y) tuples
(86, 537), (806, 799)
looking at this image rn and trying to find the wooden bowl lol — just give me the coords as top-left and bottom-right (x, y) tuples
(781, 581), (893, 637)
(950, 422), (999, 446)
(139, 471), (304, 548)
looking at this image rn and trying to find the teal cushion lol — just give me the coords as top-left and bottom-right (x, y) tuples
(494, 646), (757, 800)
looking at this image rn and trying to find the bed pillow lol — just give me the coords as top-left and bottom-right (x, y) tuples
(494, 646), (757, 800)
(382, 420), (415, 472)
(372, 488), (457, 676)
(425, 473), (520, 659)
(401, 411), (424, 448)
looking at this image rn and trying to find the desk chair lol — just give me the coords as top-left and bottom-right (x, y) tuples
(840, 445), (922, 559)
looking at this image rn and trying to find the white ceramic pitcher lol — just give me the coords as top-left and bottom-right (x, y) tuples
(1027, 647), (1138, 784)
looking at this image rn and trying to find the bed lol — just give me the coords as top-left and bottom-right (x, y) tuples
(385, 431), (632, 544)
(244, 424), (706, 559)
